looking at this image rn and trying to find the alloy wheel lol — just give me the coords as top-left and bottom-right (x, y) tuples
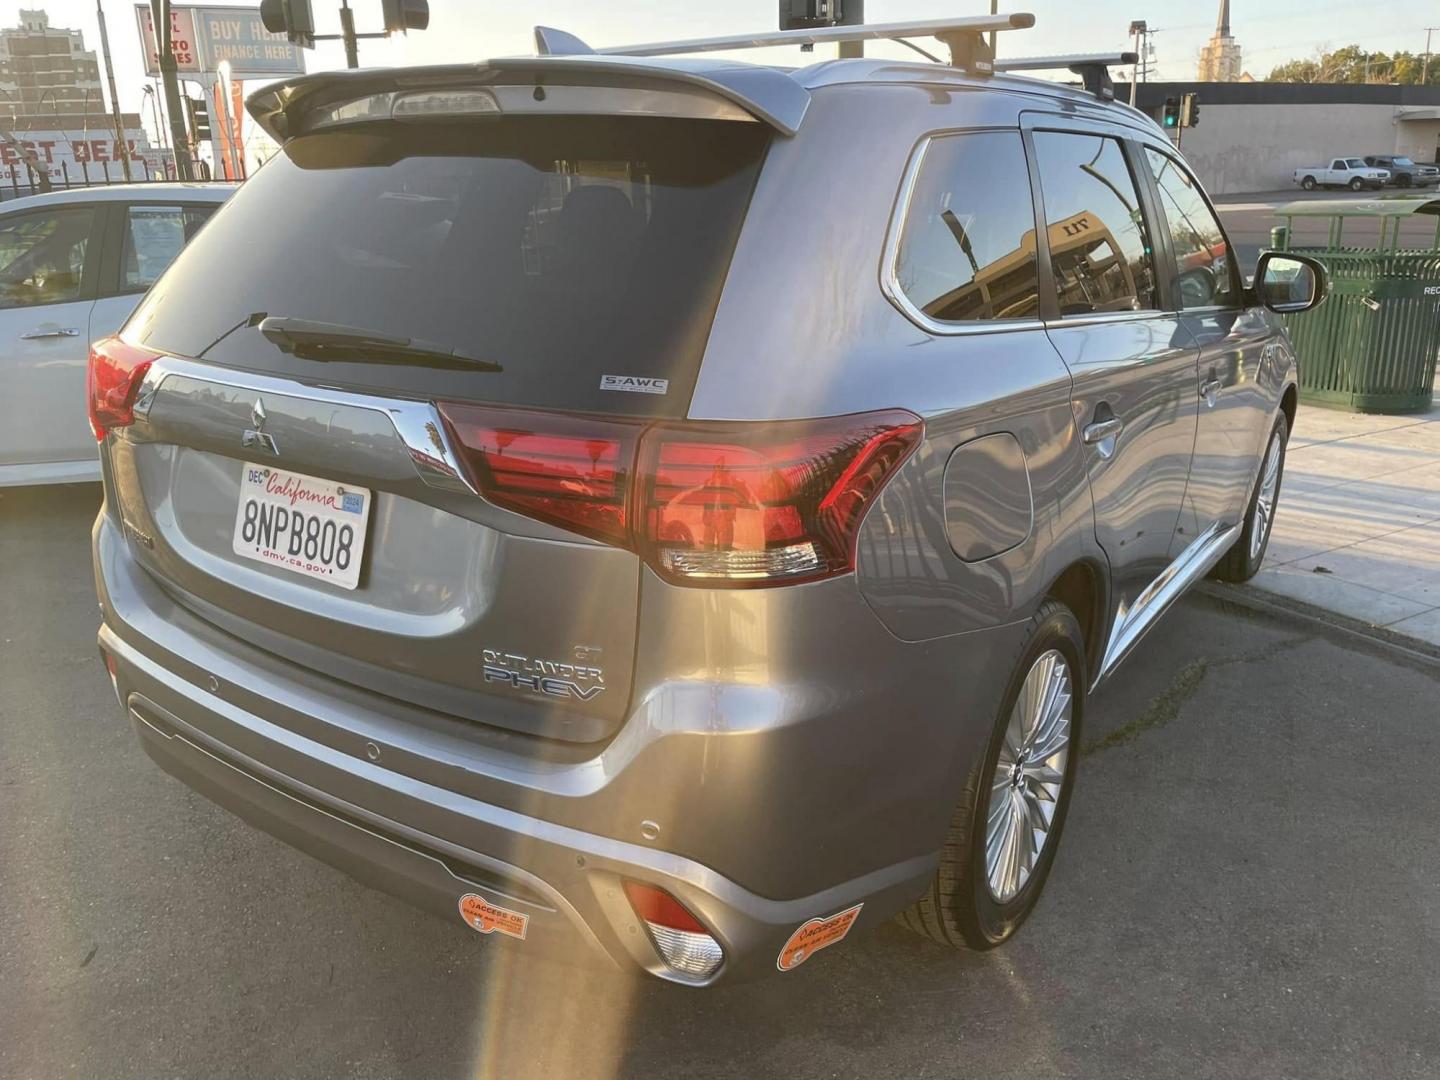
(986, 649), (1073, 904)
(1250, 430), (1283, 561)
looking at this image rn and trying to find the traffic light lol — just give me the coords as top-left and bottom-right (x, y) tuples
(381, 0), (429, 33)
(1162, 96), (1180, 128)
(260, 0), (315, 42)
(1181, 92), (1200, 128)
(780, 0), (843, 31)
(185, 95), (211, 143)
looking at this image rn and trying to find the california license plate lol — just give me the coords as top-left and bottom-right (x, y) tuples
(231, 463), (371, 590)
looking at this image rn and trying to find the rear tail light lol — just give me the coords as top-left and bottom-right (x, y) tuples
(437, 404), (922, 588)
(638, 412), (923, 584)
(623, 881), (724, 979)
(435, 404), (639, 547)
(88, 337), (158, 441)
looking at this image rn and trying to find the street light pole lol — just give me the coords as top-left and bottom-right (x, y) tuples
(95, 0), (133, 180)
(1425, 28), (1438, 85)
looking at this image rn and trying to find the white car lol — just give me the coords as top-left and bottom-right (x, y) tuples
(0, 183), (233, 486)
(1292, 159), (1390, 192)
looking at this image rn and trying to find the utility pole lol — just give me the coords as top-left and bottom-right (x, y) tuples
(1128, 20), (1147, 105)
(1425, 28), (1438, 84)
(95, 0), (133, 180)
(837, 0), (863, 60)
(150, 0), (194, 180)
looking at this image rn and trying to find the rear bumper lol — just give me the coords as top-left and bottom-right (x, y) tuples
(94, 512), (1019, 983)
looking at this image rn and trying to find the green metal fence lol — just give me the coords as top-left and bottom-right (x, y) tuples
(1273, 197), (1440, 414)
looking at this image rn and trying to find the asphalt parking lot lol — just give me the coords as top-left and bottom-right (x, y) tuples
(4, 483), (1440, 1080)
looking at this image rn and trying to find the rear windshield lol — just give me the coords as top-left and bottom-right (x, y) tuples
(126, 116), (769, 416)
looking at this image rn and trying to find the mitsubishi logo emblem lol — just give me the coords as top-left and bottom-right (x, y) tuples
(242, 397), (279, 456)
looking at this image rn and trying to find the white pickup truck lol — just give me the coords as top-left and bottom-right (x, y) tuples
(1293, 158), (1391, 191)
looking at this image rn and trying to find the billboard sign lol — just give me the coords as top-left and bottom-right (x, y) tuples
(135, 5), (305, 79)
(193, 7), (306, 77)
(136, 4), (203, 76)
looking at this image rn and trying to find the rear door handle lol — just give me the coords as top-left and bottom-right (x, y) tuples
(1200, 378), (1224, 404)
(1082, 417), (1124, 444)
(21, 327), (80, 339)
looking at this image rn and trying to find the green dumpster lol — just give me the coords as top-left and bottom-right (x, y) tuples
(1271, 195), (1440, 414)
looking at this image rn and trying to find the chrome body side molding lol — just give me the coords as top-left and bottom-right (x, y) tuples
(1093, 521), (1241, 690)
(128, 354), (477, 496)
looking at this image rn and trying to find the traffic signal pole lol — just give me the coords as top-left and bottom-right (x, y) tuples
(338, 0), (359, 68)
(150, 0), (194, 179)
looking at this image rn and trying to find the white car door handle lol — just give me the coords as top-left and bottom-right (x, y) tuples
(21, 327), (81, 339)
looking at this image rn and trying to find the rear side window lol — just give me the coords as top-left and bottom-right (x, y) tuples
(1031, 131), (1158, 317)
(0, 206), (94, 309)
(125, 117), (770, 416)
(892, 131), (1040, 324)
(120, 204), (215, 291)
(1145, 149), (1236, 310)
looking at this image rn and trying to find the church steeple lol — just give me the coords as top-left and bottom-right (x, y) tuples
(1216, 0), (1231, 36)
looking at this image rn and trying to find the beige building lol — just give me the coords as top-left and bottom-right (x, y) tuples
(1126, 81), (1440, 195)
(1197, 0), (1243, 82)
(0, 8), (105, 131)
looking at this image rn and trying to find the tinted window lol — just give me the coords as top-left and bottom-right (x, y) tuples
(0, 206), (93, 309)
(1145, 149), (1236, 310)
(893, 131), (1039, 323)
(1032, 132), (1157, 316)
(120, 204), (215, 291)
(126, 117), (769, 417)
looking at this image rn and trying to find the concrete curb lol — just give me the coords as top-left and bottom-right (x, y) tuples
(1197, 581), (1440, 675)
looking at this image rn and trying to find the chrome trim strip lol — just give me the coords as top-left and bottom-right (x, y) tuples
(1093, 520), (1241, 690)
(1044, 309), (1162, 329)
(127, 355), (477, 495)
(879, 135), (1046, 339)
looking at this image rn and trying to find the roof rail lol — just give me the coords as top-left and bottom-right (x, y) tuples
(537, 14), (1036, 74)
(993, 52), (1138, 101)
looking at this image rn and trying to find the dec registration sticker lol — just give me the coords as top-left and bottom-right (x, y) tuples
(232, 463), (371, 590)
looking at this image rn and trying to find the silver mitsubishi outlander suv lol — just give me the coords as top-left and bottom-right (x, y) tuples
(91, 14), (1326, 984)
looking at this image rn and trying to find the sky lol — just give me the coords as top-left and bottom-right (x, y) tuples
(15, 0), (1440, 148)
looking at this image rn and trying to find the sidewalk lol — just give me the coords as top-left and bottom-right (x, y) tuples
(1250, 379), (1440, 648)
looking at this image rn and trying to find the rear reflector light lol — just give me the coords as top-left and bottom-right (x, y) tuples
(623, 882), (724, 979)
(88, 337), (158, 441)
(437, 404), (922, 587)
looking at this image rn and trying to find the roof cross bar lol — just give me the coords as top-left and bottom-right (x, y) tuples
(538, 14), (1037, 73)
(993, 52), (1138, 101)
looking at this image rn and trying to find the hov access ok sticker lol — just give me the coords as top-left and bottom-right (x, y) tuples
(459, 893), (529, 940)
(776, 903), (863, 972)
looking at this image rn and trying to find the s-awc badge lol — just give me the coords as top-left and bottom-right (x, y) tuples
(600, 374), (668, 394)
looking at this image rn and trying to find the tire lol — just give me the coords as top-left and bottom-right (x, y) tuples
(1349, 177), (1365, 191)
(1399, 175), (1413, 188)
(1301, 175), (1316, 191)
(899, 599), (1085, 949)
(1211, 411), (1288, 583)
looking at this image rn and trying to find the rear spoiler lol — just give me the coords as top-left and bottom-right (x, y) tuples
(246, 55), (812, 141)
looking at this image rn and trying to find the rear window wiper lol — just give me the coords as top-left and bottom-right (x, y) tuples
(258, 316), (502, 372)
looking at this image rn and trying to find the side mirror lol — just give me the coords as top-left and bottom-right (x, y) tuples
(1253, 251), (1327, 314)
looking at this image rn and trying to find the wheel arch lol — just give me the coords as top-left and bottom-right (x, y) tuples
(1042, 558), (1108, 683)
(1280, 382), (1298, 436)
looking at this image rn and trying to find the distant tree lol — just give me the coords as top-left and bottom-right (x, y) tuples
(1269, 44), (1438, 84)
